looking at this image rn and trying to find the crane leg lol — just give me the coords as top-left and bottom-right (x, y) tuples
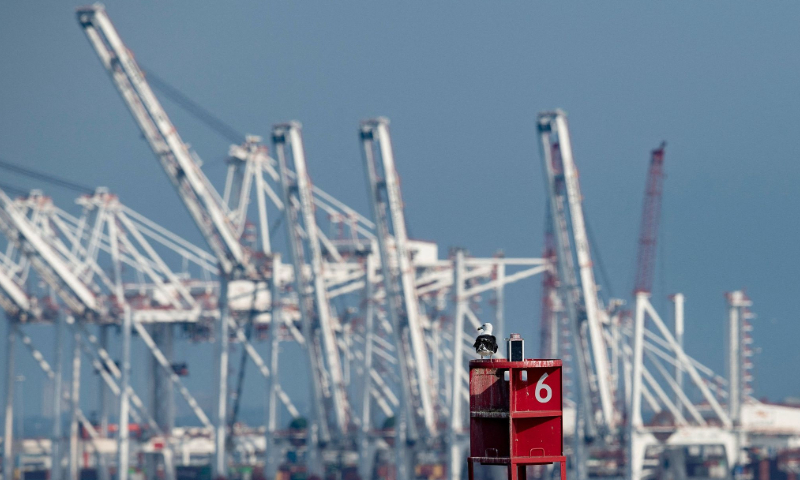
(2, 322), (15, 480)
(68, 331), (82, 480)
(214, 278), (230, 479)
(52, 317), (64, 480)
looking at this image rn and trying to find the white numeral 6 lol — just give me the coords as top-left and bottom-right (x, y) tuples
(535, 372), (552, 403)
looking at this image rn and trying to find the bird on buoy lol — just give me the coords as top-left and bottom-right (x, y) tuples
(474, 322), (498, 359)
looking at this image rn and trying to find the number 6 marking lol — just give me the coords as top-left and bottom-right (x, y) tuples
(535, 372), (552, 403)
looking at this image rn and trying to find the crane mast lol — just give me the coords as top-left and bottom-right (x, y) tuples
(540, 208), (561, 359)
(76, 5), (250, 278)
(537, 111), (615, 434)
(538, 119), (598, 463)
(633, 143), (666, 295)
(272, 123), (350, 443)
(359, 118), (437, 438)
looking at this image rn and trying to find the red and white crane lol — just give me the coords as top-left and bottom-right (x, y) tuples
(633, 143), (666, 296)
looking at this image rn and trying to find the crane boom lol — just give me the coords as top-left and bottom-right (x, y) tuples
(77, 5), (249, 277)
(633, 143), (666, 294)
(0, 189), (101, 317)
(360, 118), (436, 437)
(537, 111), (615, 432)
(538, 121), (598, 446)
(272, 123), (350, 441)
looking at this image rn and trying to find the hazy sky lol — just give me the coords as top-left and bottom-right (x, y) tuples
(2, 2), (800, 423)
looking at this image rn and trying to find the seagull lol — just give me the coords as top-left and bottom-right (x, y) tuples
(474, 322), (498, 359)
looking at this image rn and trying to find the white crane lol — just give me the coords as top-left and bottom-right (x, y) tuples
(0, 188), (116, 480)
(360, 118), (437, 439)
(76, 6), (250, 279)
(537, 111), (616, 430)
(537, 111), (617, 480)
(0, 188), (236, 480)
(76, 7), (275, 475)
(272, 123), (350, 469)
(360, 118), (437, 479)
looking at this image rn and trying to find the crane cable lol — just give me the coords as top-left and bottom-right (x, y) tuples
(142, 70), (288, 432)
(0, 157), (94, 194)
(143, 68), (245, 145)
(0, 182), (30, 198)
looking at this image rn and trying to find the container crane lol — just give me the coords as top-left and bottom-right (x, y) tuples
(0, 233), (167, 480)
(76, 7), (276, 475)
(76, 5), (251, 279)
(360, 118), (437, 439)
(537, 111), (616, 431)
(272, 123), (350, 463)
(0, 188), (119, 480)
(360, 118), (437, 479)
(537, 111), (617, 480)
(0, 187), (231, 480)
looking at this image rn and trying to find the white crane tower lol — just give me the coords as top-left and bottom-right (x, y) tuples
(77, 6), (260, 476)
(537, 111), (617, 472)
(360, 118), (437, 440)
(272, 123), (351, 450)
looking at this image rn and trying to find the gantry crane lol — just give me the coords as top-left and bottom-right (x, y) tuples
(272, 123), (350, 462)
(76, 7), (276, 476)
(0, 188), (118, 480)
(76, 6), (251, 279)
(0, 187), (230, 480)
(360, 118), (437, 439)
(360, 118), (438, 478)
(0, 209), (161, 480)
(537, 111), (616, 479)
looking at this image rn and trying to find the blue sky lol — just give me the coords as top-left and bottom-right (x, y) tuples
(2, 2), (800, 422)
